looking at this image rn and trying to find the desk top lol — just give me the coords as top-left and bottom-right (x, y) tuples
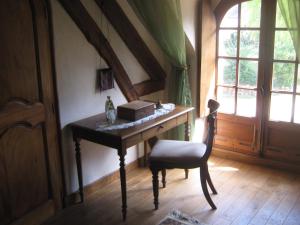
(71, 105), (193, 140)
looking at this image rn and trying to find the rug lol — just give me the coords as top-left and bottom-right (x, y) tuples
(157, 210), (207, 225)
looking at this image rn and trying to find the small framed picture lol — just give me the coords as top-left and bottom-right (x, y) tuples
(97, 68), (114, 92)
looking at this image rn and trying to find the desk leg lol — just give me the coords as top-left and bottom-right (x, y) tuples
(185, 112), (191, 179)
(75, 138), (84, 202)
(118, 150), (127, 221)
(144, 141), (148, 167)
(185, 113), (191, 141)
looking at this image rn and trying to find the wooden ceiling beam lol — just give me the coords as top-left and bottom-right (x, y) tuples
(133, 80), (165, 97)
(96, 0), (166, 83)
(58, 0), (139, 102)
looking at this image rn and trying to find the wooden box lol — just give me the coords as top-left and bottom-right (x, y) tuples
(117, 100), (155, 121)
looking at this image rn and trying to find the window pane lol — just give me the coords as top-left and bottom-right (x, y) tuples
(218, 59), (236, 85)
(220, 5), (238, 28)
(237, 89), (256, 117)
(241, 0), (261, 28)
(240, 31), (260, 58)
(269, 93), (292, 122)
(297, 65), (300, 93)
(274, 31), (296, 60)
(272, 62), (295, 92)
(218, 30), (237, 57)
(217, 87), (235, 114)
(276, 3), (287, 28)
(294, 95), (300, 124)
(238, 60), (258, 88)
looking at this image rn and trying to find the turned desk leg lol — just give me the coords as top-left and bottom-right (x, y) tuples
(185, 113), (191, 141)
(118, 149), (127, 221)
(144, 140), (148, 167)
(74, 138), (84, 202)
(184, 112), (191, 179)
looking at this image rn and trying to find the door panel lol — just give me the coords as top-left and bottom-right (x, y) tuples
(0, 0), (62, 224)
(264, 121), (300, 163)
(215, 114), (258, 154)
(1, 126), (49, 219)
(0, 0), (40, 105)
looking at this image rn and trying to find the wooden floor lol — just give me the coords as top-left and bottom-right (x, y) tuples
(45, 156), (300, 225)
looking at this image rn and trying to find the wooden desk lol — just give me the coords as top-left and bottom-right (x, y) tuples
(70, 106), (193, 220)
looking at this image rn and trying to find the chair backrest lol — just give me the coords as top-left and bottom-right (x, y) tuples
(203, 99), (220, 160)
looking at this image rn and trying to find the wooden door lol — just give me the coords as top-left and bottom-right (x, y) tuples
(0, 0), (63, 224)
(262, 0), (300, 163)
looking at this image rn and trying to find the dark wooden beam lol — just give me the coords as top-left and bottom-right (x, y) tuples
(58, 0), (139, 102)
(96, 0), (166, 83)
(133, 80), (165, 97)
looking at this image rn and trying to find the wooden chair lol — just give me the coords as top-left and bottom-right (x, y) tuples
(149, 99), (219, 210)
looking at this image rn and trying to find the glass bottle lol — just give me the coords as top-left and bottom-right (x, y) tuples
(105, 96), (116, 124)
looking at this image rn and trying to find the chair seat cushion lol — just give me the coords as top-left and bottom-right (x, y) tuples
(149, 140), (207, 167)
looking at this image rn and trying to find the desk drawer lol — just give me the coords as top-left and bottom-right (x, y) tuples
(126, 133), (142, 148)
(142, 118), (177, 140)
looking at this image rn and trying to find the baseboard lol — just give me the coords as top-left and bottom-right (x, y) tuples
(212, 147), (300, 174)
(65, 157), (144, 206)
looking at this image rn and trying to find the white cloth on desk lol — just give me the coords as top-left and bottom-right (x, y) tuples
(96, 103), (175, 131)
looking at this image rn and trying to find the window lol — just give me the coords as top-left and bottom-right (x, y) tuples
(216, 0), (261, 117)
(216, 0), (299, 123)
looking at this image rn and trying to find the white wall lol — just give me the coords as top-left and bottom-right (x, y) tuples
(181, 0), (199, 50)
(51, 0), (200, 194)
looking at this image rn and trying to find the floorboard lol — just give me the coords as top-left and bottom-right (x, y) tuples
(44, 156), (300, 225)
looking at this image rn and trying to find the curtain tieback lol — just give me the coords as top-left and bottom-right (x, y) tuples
(173, 65), (189, 71)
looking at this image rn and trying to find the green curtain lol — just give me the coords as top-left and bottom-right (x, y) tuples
(278, 0), (300, 58)
(128, 0), (194, 140)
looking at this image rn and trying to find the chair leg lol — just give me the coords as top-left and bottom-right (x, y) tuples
(205, 164), (217, 194)
(151, 168), (159, 210)
(184, 169), (189, 179)
(161, 169), (166, 188)
(200, 165), (217, 210)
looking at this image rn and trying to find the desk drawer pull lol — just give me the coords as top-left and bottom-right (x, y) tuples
(142, 118), (177, 140)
